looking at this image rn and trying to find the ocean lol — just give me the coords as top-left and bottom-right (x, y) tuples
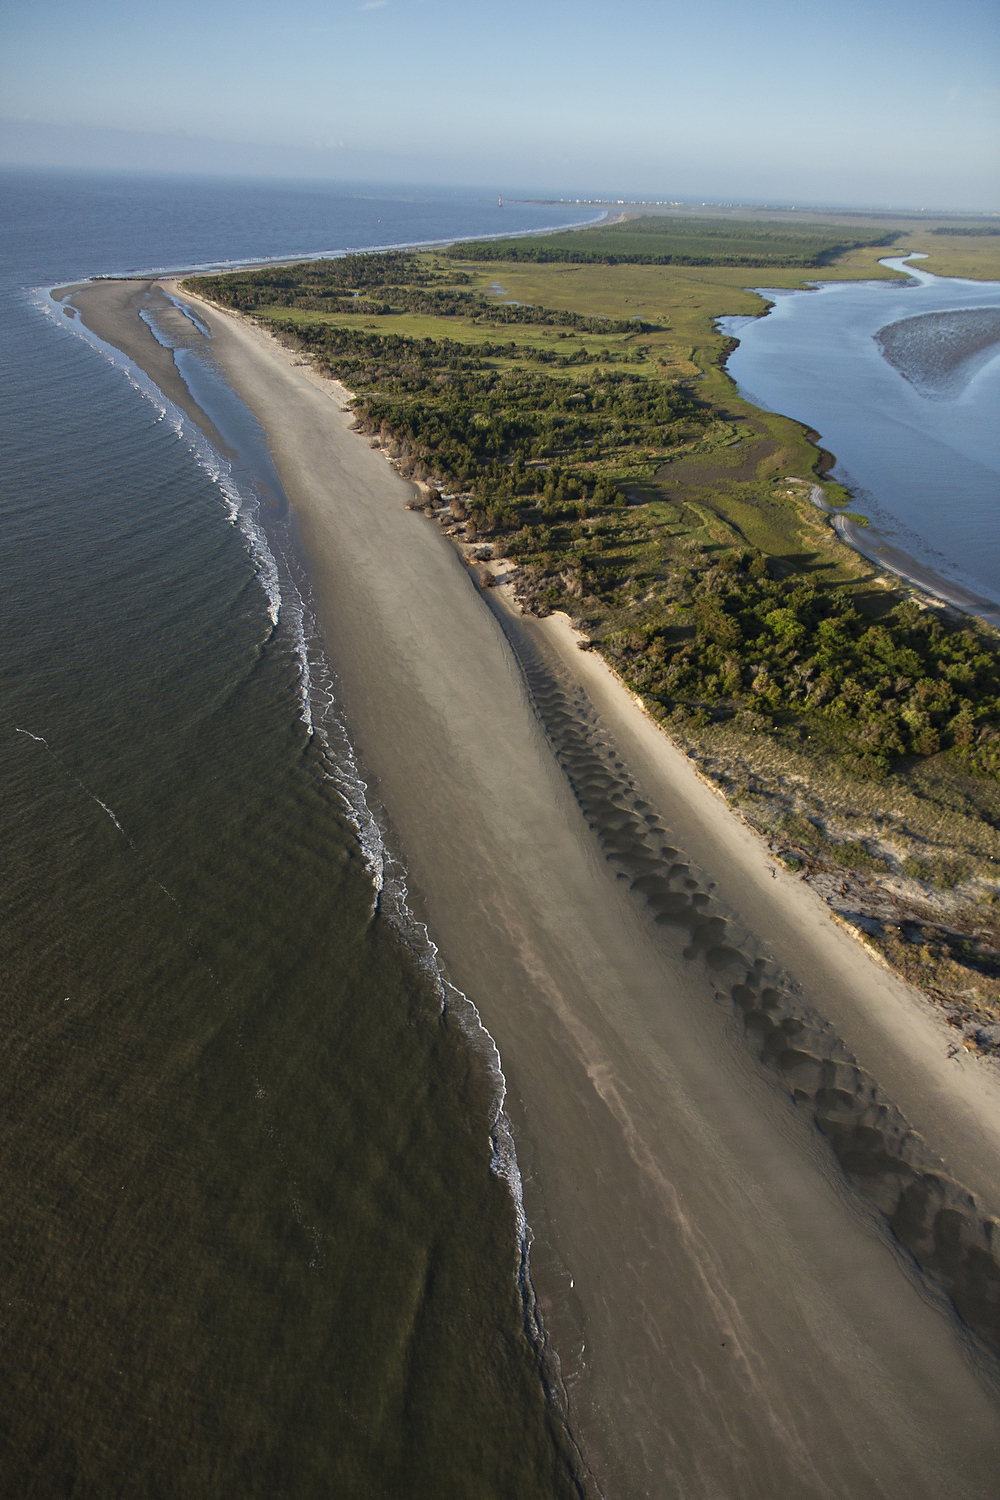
(0, 169), (596, 1498)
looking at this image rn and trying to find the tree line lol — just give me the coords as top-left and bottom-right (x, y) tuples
(190, 258), (652, 331)
(598, 553), (1000, 780)
(447, 216), (901, 268)
(249, 316), (706, 497)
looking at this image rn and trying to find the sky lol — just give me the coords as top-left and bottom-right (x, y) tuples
(1, 0), (997, 210)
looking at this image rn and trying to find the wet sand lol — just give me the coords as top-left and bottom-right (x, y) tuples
(832, 514), (1000, 630)
(807, 484), (1000, 627)
(62, 278), (1000, 1499)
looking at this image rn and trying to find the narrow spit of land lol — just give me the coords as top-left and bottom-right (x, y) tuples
(62, 242), (1000, 1500)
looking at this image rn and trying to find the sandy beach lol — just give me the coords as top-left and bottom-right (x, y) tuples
(61, 276), (1000, 1499)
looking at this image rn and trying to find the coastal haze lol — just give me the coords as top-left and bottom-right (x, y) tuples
(15, 167), (998, 1494)
(2, 0), (996, 210)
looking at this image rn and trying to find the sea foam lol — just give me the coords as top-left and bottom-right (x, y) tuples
(35, 285), (281, 627)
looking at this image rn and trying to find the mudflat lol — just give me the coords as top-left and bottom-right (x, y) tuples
(63, 277), (1000, 1500)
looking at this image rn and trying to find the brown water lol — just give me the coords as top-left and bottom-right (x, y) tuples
(1, 175), (591, 1499)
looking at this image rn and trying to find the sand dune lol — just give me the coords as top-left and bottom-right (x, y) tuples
(65, 277), (1000, 1500)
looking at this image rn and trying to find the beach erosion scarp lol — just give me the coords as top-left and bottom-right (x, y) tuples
(61, 276), (1000, 1500)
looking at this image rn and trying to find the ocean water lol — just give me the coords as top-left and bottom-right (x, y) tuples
(720, 256), (1000, 610)
(0, 170), (594, 1497)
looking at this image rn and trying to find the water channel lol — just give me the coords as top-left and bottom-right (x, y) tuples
(720, 256), (1000, 620)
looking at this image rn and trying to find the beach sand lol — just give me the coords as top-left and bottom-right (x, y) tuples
(62, 278), (1000, 1499)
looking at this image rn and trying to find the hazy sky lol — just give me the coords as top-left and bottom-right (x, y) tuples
(1, 0), (997, 209)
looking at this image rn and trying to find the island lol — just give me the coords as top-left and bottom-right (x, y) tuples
(59, 210), (1000, 1498)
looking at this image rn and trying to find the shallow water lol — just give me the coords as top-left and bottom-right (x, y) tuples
(0, 169), (593, 1497)
(720, 256), (1000, 609)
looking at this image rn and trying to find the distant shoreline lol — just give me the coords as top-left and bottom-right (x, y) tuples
(79, 210), (612, 286)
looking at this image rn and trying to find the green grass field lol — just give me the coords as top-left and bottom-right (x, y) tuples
(256, 304), (646, 368)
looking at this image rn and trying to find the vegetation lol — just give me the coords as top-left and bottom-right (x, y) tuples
(930, 225), (1000, 236)
(194, 252), (434, 311)
(901, 224), (1000, 280)
(186, 222), (1000, 1021)
(599, 569), (1000, 782)
(447, 215), (902, 267)
(249, 320), (697, 454)
(198, 265), (654, 333)
(187, 240), (1000, 789)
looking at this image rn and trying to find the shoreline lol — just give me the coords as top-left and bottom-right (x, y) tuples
(73, 208), (612, 287)
(59, 274), (1000, 1498)
(799, 478), (1000, 629)
(831, 513), (1000, 629)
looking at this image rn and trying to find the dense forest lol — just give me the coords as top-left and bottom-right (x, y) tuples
(258, 316), (704, 483)
(597, 554), (1000, 782)
(194, 253), (433, 310)
(448, 215), (901, 267)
